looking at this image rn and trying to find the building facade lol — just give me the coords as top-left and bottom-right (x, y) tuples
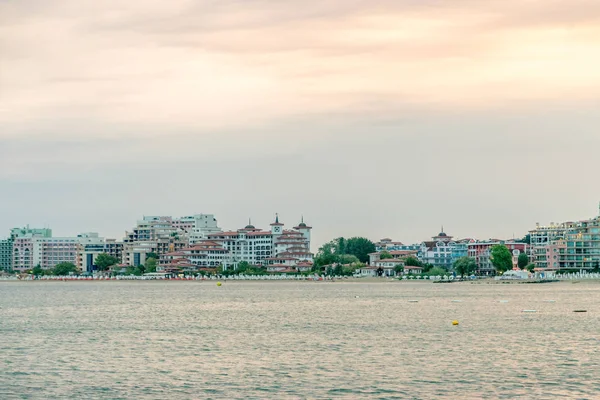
(529, 206), (600, 271)
(529, 222), (570, 268)
(188, 214), (222, 244)
(76, 233), (106, 273)
(161, 215), (313, 271)
(122, 216), (188, 266)
(104, 239), (124, 263)
(559, 216), (600, 270)
(10, 226), (53, 271)
(159, 240), (231, 272)
(418, 229), (469, 270)
(0, 238), (13, 271)
(467, 241), (528, 275)
(375, 238), (420, 253)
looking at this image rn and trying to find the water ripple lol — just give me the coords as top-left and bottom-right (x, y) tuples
(1, 281), (600, 398)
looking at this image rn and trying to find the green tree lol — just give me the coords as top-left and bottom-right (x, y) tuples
(517, 253), (529, 269)
(526, 263), (536, 273)
(314, 237), (344, 266)
(404, 256), (423, 267)
(337, 237), (347, 254)
(32, 264), (44, 276)
(145, 258), (157, 273)
(344, 263), (362, 276)
(453, 256), (477, 277)
(518, 234), (531, 244)
(394, 264), (404, 274)
(311, 263), (323, 273)
(237, 261), (251, 273)
(338, 254), (360, 264)
(344, 237), (376, 263)
(146, 252), (159, 260)
(333, 264), (343, 275)
(427, 267), (447, 277)
(315, 237), (375, 265)
(95, 253), (119, 271)
(314, 253), (337, 267)
(490, 245), (513, 273)
(380, 251), (393, 260)
(53, 262), (78, 276)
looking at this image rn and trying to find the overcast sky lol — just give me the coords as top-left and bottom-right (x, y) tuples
(1, 0), (600, 248)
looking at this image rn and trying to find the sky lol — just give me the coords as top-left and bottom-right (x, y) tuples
(1, 0), (600, 248)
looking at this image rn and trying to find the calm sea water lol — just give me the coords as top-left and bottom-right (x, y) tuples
(1, 281), (599, 399)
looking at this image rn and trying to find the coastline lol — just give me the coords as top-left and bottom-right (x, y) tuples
(1, 277), (596, 285)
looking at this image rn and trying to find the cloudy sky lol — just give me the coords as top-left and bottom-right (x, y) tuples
(1, 0), (600, 247)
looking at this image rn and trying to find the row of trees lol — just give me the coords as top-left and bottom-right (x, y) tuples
(32, 262), (78, 276)
(95, 252), (158, 272)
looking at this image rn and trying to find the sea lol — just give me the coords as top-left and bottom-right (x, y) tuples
(1, 280), (599, 399)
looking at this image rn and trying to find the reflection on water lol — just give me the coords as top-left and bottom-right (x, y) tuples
(1, 281), (599, 399)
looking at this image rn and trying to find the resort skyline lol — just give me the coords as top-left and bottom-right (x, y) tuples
(1, 0), (600, 246)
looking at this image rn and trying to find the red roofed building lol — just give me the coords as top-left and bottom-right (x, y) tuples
(203, 214), (313, 271)
(159, 240), (230, 270)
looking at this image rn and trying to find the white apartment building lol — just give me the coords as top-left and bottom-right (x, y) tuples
(171, 215), (196, 233)
(188, 214), (223, 244)
(122, 216), (187, 266)
(13, 235), (79, 272)
(10, 227), (52, 271)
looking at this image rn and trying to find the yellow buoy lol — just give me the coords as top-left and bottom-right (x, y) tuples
(217, 282), (222, 287)
(452, 320), (459, 326)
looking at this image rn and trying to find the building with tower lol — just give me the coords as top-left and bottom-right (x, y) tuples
(418, 227), (469, 270)
(161, 214), (313, 271)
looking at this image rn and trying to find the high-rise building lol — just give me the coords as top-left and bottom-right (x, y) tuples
(122, 216), (187, 266)
(10, 226), (53, 271)
(529, 205), (600, 271)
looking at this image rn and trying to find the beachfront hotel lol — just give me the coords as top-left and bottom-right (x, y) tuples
(159, 215), (313, 272)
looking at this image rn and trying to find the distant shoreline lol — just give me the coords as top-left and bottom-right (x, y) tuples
(2, 277), (593, 285)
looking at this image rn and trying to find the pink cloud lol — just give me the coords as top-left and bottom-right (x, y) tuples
(1, 0), (600, 134)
